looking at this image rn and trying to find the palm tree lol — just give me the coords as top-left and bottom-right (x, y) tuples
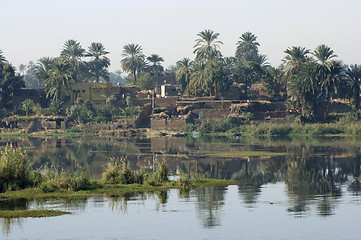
(121, 44), (145, 84)
(193, 29), (223, 61)
(36, 57), (73, 102)
(319, 60), (344, 117)
(235, 32), (260, 59)
(60, 39), (85, 82)
(234, 58), (262, 98)
(190, 61), (207, 97)
(147, 54), (164, 68)
(85, 42), (110, 82)
(176, 58), (193, 97)
(0, 50), (7, 64)
(147, 54), (164, 84)
(313, 45), (339, 118)
(346, 64), (361, 109)
(283, 46), (311, 82)
(287, 62), (318, 118)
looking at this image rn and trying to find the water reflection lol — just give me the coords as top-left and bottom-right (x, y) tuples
(1, 136), (361, 238)
(194, 186), (226, 228)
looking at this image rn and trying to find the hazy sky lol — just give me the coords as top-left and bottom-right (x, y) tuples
(1, 0), (360, 72)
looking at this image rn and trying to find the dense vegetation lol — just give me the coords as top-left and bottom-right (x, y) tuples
(1, 30), (360, 124)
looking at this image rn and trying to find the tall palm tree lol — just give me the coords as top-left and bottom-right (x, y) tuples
(190, 61), (207, 97)
(193, 29), (223, 61)
(235, 59), (262, 98)
(0, 50), (7, 64)
(147, 54), (164, 84)
(121, 44), (145, 84)
(176, 58), (193, 97)
(283, 46), (311, 82)
(287, 62), (318, 117)
(60, 39), (85, 82)
(346, 64), (361, 109)
(235, 32), (260, 59)
(36, 57), (73, 102)
(313, 45), (339, 118)
(147, 54), (164, 68)
(85, 42), (110, 82)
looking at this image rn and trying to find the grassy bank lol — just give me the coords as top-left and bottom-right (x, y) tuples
(181, 120), (361, 138)
(0, 209), (71, 218)
(0, 146), (241, 202)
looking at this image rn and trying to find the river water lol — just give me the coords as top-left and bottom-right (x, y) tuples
(1, 136), (361, 239)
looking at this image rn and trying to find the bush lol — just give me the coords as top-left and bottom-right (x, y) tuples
(0, 146), (32, 192)
(102, 157), (144, 185)
(180, 123), (199, 133)
(102, 158), (121, 183)
(154, 160), (168, 183)
(268, 125), (293, 136)
(198, 121), (213, 134)
(214, 118), (233, 133)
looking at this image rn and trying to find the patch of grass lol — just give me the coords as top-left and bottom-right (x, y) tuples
(0, 179), (242, 200)
(208, 151), (287, 158)
(0, 209), (71, 218)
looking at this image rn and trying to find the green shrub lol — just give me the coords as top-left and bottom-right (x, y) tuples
(180, 123), (199, 133)
(102, 158), (121, 183)
(268, 125), (293, 136)
(154, 160), (168, 183)
(214, 118), (233, 133)
(198, 121), (213, 134)
(0, 146), (32, 192)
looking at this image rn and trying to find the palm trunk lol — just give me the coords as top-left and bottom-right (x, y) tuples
(325, 85), (331, 119)
(133, 70), (137, 84)
(214, 79), (218, 99)
(354, 84), (360, 109)
(186, 75), (190, 97)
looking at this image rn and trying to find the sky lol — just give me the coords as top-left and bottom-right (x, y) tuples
(1, 0), (360, 73)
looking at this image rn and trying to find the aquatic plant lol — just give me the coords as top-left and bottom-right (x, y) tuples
(0, 146), (32, 192)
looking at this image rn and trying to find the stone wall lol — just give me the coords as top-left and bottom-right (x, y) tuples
(151, 118), (188, 130)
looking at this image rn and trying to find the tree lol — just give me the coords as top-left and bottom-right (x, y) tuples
(121, 44), (145, 84)
(85, 42), (110, 82)
(235, 32), (260, 59)
(136, 72), (154, 90)
(346, 64), (361, 109)
(313, 45), (340, 118)
(0, 63), (25, 108)
(193, 29), (223, 61)
(176, 58), (193, 97)
(234, 58), (262, 97)
(0, 50), (7, 64)
(147, 54), (164, 71)
(60, 39), (85, 82)
(21, 61), (43, 89)
(262, 66), (284, 97)
(36, 57), (73, 102)
(287, 62), (318, 118)
(283, 46), (311, 83)
(190, 61), (207, 97)
(319, 60), (344, 117)
(147, 54), (164, 85)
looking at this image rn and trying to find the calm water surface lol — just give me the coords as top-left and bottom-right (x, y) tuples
(1, 136), (361, 239)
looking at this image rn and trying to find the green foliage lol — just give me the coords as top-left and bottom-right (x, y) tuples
(0, 146), (32, 192)
(95, 105), (112, 122)
(136, 72), (154, 90)
(154, 160), (168, 183)
(0, 63), (25, 108)
(66, 98), (96, 123)
(40, 168), (91, 192)
(21, 99), (35, 116)
(47, 101), (64, 115)
(102, 157), (144, 185)
(198, 121), (213, 134)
